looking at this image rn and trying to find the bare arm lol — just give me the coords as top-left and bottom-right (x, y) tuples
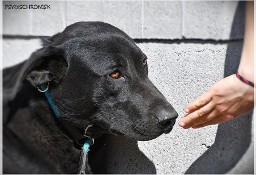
(238, 1), (254, 81)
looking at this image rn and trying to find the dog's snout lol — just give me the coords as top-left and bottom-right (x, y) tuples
(155, 106), (178, 128)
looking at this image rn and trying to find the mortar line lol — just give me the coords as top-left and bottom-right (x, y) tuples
(134, 38), (243, 44)
(181, 1), (184, 38)
(141, 0), (144, 38)
(65, 1), (67, 28)
(3, 35), (50, 40)
(3, 35), (243, 44)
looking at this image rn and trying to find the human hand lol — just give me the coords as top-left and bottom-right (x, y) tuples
(179, 74), (254, 129)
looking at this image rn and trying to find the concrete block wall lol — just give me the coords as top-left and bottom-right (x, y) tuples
(3, 1), (253, 174)
(3, 1), (245, 40)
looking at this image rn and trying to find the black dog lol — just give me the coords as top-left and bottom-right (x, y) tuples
(3, 22), (178, 174)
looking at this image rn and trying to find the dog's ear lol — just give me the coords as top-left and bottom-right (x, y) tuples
(24, 46), (68, 88)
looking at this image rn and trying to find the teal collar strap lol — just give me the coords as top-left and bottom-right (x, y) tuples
(39, 83), (61, 118)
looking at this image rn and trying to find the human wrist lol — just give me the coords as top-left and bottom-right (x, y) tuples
(232, 74), (254, 103)
(236, 73), (254, 88)
(238, 65), (254, 84)
(238, 50), (254, 82)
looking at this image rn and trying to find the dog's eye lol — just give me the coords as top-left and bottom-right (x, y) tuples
(110, 70), (122, 79)
(142, 59), (147, 66)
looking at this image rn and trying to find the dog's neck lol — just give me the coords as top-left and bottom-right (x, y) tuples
(5, 87), (82, 173)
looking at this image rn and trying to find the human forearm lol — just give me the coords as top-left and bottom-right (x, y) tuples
(238, 1), (254, 82)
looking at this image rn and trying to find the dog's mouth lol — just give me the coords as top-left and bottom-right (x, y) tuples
(136, 125), (173, 135)
(159, 119), (176, 134)
(134, 127), (160, 137)
(162, 124), (174, 134)
(133, 124), (174, 140)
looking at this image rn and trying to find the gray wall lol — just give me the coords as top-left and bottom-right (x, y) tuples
(3, 1), (254, 174)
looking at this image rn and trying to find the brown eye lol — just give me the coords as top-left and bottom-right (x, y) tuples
(110, 70), (122, 79)
(142, 59), (147, 66)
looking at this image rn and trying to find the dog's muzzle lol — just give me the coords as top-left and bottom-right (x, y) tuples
(154, 105), (178, 133)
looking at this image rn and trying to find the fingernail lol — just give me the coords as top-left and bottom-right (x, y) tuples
(185, 108), (189, 113)
(179, 121), (185, 127)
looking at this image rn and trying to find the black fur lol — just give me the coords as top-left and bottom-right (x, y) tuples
(3, 22), (178, 173)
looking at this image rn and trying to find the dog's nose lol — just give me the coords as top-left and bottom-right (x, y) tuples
(155, 106), (178, 128)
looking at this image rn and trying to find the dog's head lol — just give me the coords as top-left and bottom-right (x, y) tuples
(25, 22), (178, 141)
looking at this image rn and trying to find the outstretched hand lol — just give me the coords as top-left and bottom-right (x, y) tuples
(179, 74), (254, 129)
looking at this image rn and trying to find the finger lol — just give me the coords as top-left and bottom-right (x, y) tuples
(192, 114), (235, 128)
(189, 108), (219, 127)
(179, 101), (215, 128)
(192, 113), (221, 128)
(185, 91), (212, 113)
